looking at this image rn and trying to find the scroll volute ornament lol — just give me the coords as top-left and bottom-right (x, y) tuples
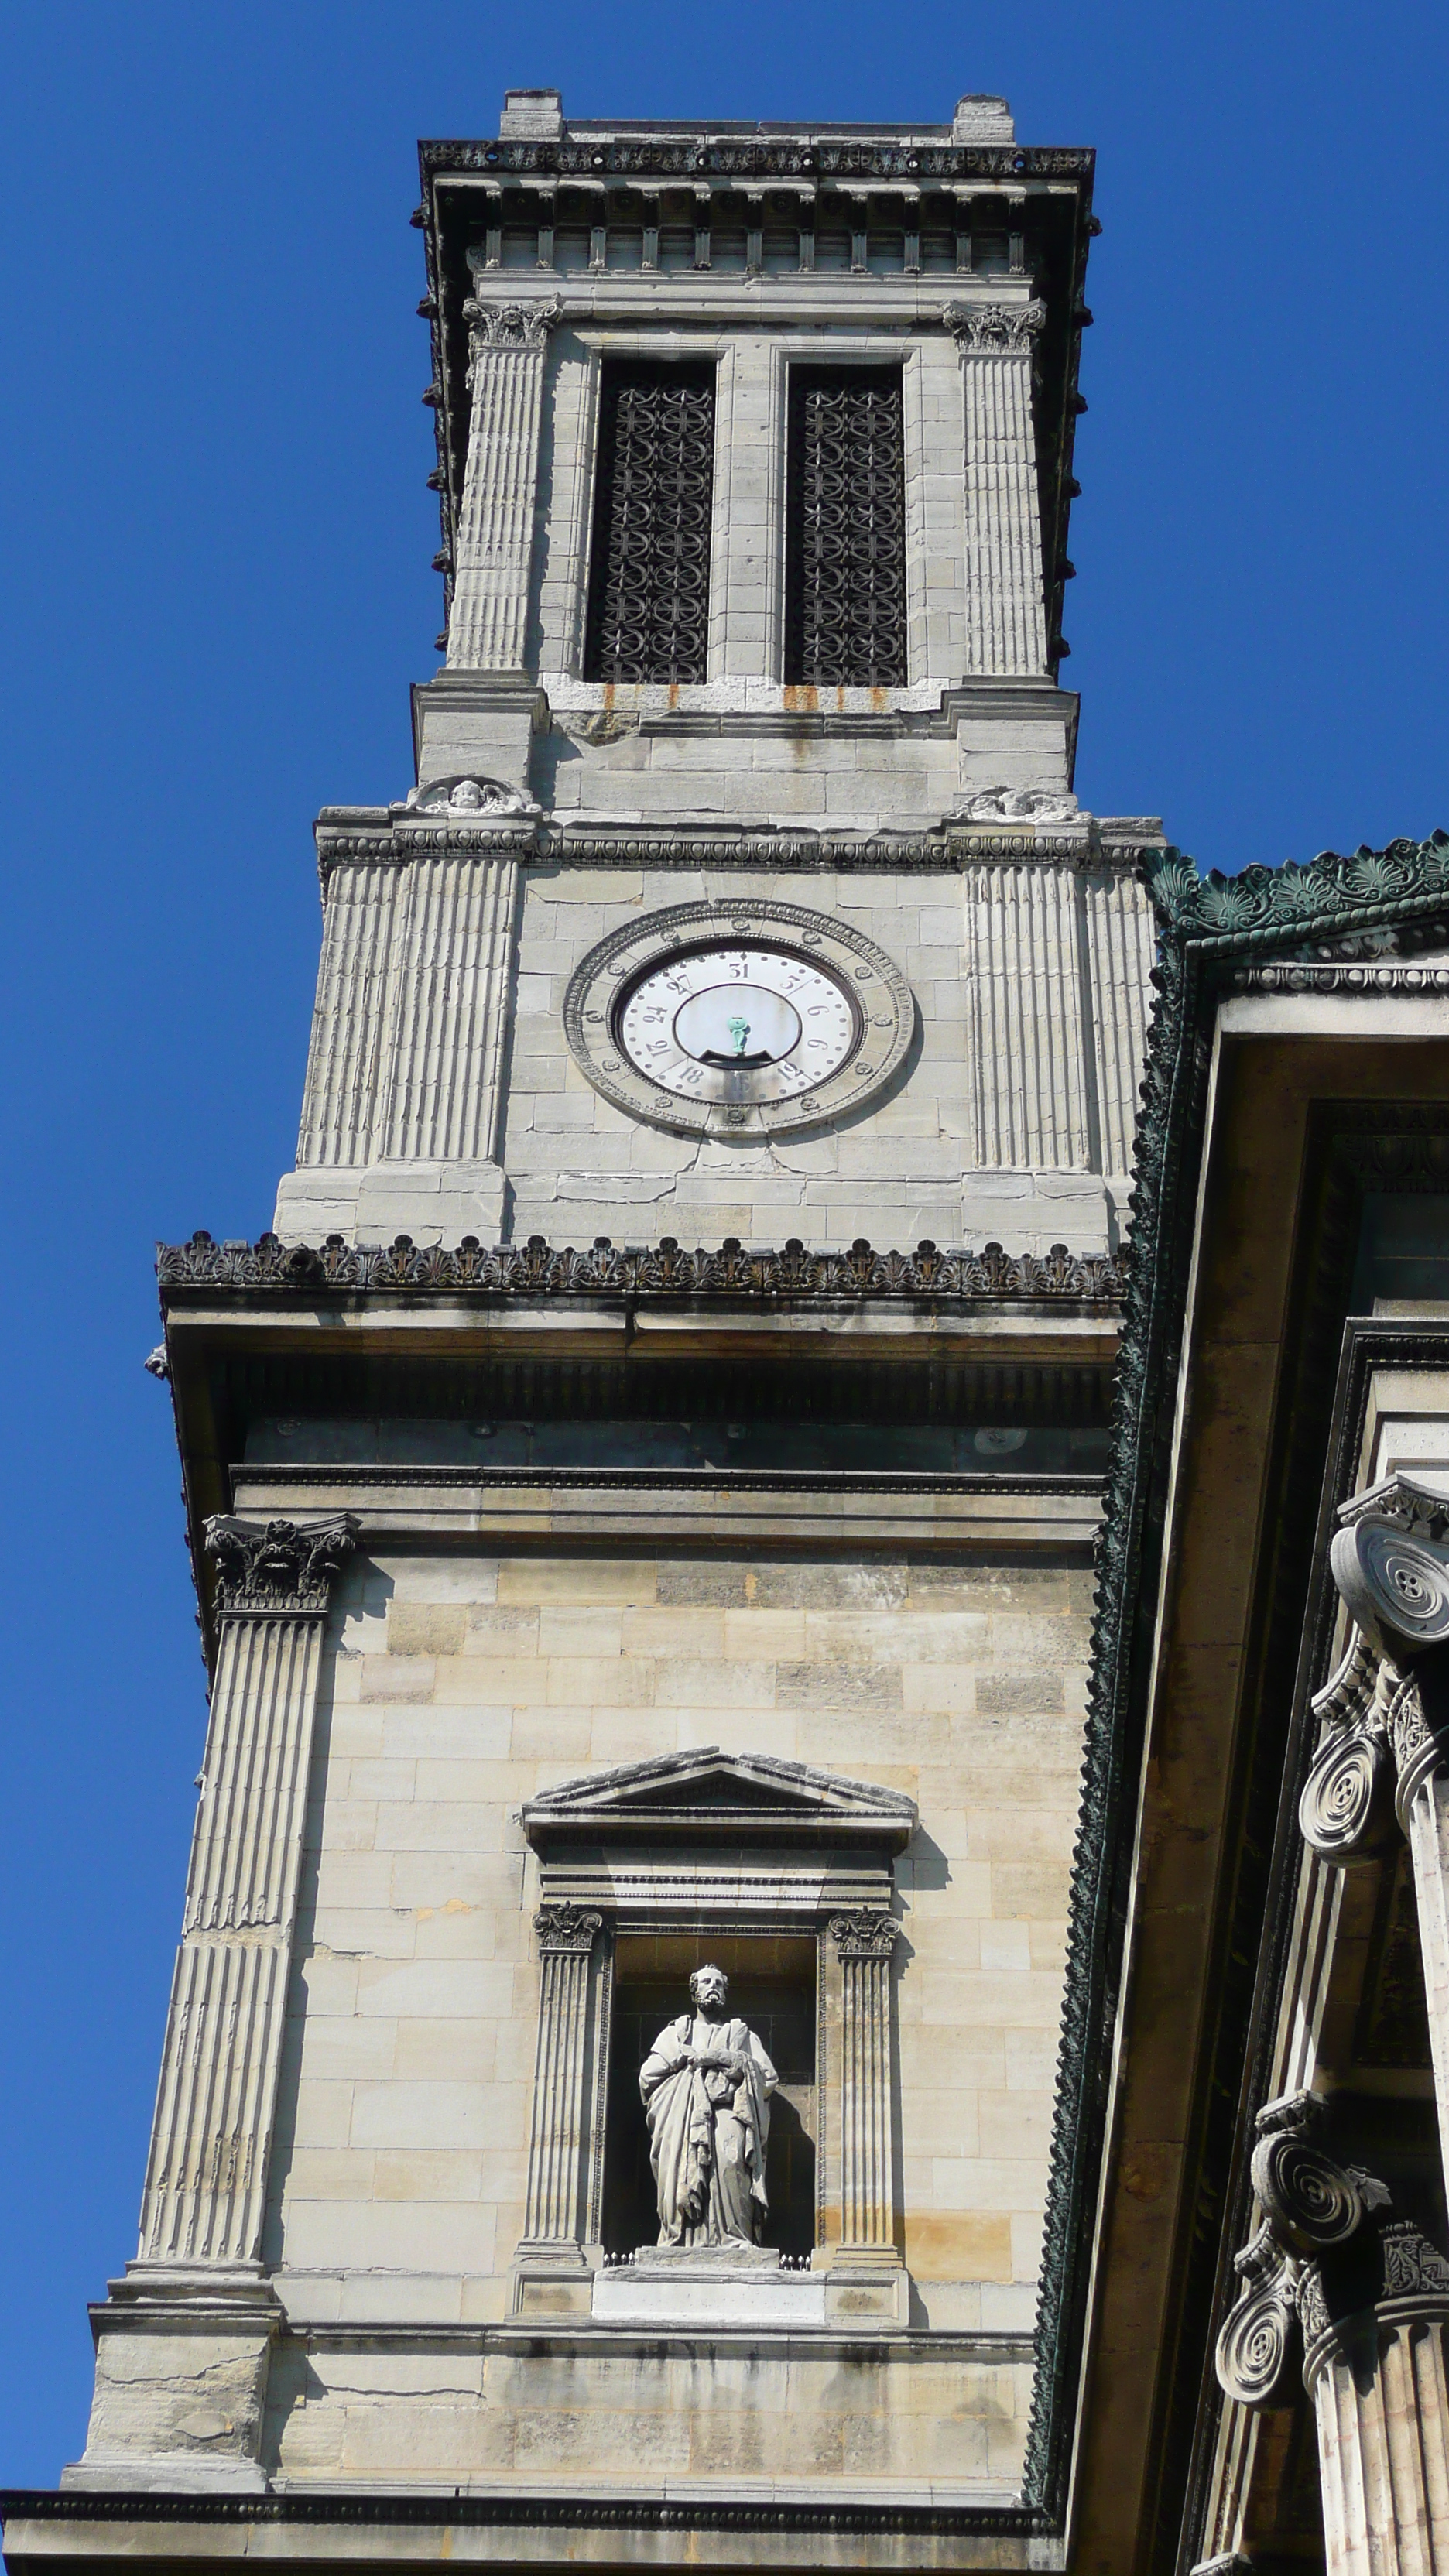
(1214, 2092), (1391, 2410)
(1299, 1477), (1449, 1862)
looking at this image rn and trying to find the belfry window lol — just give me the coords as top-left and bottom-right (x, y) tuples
(785, 365), (907, 688)
(584, 360), (716, 684)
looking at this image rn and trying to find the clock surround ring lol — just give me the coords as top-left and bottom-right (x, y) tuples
(562, 899), (915, 1139)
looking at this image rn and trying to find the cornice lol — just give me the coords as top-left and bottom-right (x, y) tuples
(420, 135), (1094, 185)
(158, 1232), (1128, 1307)
(0, 2482), (1047, 2542)
(312, 814), (1158, 879)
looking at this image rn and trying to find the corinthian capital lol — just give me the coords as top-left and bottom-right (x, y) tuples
(204, 1514), (358, 1619)
(944, 299), (1046, 355)
(464, 296), (562, 357)
(534, 1902), (602, 1957)
(830, 1906), (899, 1961)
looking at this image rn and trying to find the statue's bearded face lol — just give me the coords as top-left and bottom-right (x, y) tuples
(690, 1965), (728, 2017)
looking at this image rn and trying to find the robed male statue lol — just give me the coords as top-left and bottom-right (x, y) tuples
(639, 1964), (778, 2248)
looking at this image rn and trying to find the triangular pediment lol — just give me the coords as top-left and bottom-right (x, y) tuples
(521, 1748), (916, 1850)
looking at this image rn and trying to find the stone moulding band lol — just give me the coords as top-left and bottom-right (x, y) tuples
(313, 823), (1156, 879)
(0, 2488), (1052, 2538)
(157, 1231), (1128, 1303)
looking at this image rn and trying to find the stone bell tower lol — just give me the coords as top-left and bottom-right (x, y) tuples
(273, 82), (1159, 1258)
(43, 87), (1166, 2576)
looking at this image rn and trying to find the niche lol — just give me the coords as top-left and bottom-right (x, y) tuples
(602, 1932), (817, 2260)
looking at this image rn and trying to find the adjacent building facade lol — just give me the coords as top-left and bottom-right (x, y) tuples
(7, 83), (1449, 2576)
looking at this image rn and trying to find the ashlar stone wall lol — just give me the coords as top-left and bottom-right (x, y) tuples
(273, 1543), (1090, 2335)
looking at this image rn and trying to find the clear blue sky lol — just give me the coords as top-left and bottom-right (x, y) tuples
(1, 0), (1445, 2485)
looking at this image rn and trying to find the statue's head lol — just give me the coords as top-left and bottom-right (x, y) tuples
(690, 1963), (728, 2015)
(448, 777), (485, 810)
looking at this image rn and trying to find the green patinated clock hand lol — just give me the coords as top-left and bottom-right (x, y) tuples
(727, 1016), (751, 1057)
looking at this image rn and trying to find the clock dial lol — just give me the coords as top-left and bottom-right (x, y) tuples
(618, 945), (858, 1104)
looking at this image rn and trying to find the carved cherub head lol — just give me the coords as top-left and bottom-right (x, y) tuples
(690, 1963), (728, 2016)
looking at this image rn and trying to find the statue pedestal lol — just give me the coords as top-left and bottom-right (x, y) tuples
(592, 2248), (827, 2328)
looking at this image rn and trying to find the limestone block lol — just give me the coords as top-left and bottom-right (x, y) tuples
(72, 2290), (280, 2493)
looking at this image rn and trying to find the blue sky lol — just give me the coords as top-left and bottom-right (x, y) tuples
(1, 0), (1446, 2484)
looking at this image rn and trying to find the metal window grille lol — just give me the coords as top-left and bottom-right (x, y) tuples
(785, 368), (907, 688)
(584, 362), (716, 684)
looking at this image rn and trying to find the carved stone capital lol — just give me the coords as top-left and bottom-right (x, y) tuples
(1332, 1477), (1449, 1654)
(945, 298), (1046, 355)
(204, 1515), (358, 1619)
(830, 1906), (899, 1961)
(1300, 1475), (1449, 1858)
(1215, 2091), (1400, 2410)
(533, 1902), (603, 1957)
(464, 296), (562, 361)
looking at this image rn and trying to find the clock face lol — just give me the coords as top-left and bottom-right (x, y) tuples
(618, 945), (858, 1105)
(564, 899), (913, 1140)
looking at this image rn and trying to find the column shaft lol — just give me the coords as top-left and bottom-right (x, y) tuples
(1404, 1775), (1449, 2190)
(1312, 2318), (1449, 2576)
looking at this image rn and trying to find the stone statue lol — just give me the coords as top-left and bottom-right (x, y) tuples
(639, 1964), (778, 2249)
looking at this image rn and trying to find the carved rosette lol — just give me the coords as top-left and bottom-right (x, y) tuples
(944, 298), (1046, 355)
(204, 1514), (358, 1620)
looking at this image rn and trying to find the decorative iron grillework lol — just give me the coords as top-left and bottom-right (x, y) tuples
(786, 368), (907, 688)
(584, 362), (715, 684)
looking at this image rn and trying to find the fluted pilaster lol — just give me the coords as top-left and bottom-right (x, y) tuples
(296, 862), (401, 1168)
(518, 1903), (603, 2259)
(947, 301), (1049, 677)
(137, 1516), (356, 2269)
(964, 862), (1094, 1170)
(831, 1908), (899, 2255)
(1083, 870), (1154, 1176)
(447, 299), (560, 673)
(376, 855), (519, 1163)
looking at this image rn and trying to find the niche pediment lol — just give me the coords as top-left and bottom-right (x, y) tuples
(521, 1748), (916, 1858)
